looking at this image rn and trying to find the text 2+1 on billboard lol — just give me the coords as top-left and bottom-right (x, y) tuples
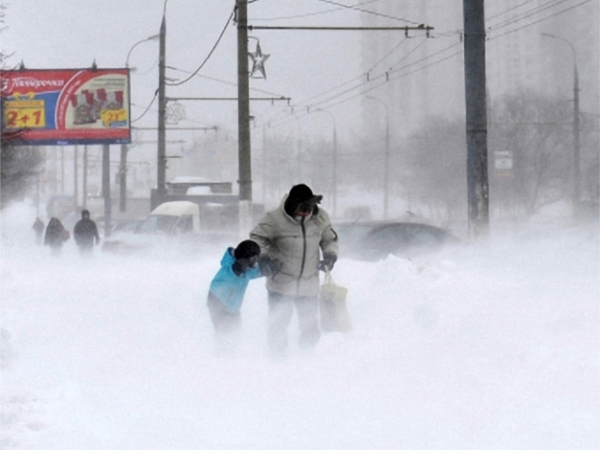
(1, 68), (131, 146)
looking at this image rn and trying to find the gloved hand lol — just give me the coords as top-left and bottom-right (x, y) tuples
(258, 255), (282, 276)
(318, 252), (337, 272)
(232, 258), (250, 276)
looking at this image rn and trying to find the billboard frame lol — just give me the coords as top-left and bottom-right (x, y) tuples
(1, 67), (132, 146)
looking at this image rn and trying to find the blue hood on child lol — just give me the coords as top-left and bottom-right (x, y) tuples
(209, 248), (262, 313)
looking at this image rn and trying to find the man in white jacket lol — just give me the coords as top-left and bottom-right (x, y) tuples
(250, 184), (338, 356)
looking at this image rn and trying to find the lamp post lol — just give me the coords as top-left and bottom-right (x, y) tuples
(542, 32), (580, 208)
(366, 96), (390, 219)
(122, 33), (160, 213)
(314, 108), (338, 218)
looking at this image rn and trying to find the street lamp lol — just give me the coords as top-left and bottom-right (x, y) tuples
(120, 33), (160, 213)
(366, 96), (391, 219)
(126, 34), (160, 68)
(542, 32), (580, 208)
(314, 108), (338, 218)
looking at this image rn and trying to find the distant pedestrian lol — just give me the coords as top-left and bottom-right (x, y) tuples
(73, 210), (100, 254)
(44, 217), (69, 255)
(250, 184), (338, 357)
(207, 240), (264, 354)
(32, 218), (45, 246)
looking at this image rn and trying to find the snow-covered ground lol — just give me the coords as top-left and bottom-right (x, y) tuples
(1, 203), (598, 450)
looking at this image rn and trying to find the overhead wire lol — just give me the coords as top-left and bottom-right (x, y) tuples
(316, 0), (422, 25)
(487, 0), (578, 31)
(252, 0), (382, 21)
(486, 0), (537, 21)
(261, 41), (463, 129)
(488, 0), (593, 40)
(166, 9), (234, 87)
(258, 36), (430, 126)
(131, 91), (158, 123)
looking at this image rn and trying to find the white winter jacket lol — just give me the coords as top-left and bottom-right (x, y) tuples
(250, 195), (338, 297)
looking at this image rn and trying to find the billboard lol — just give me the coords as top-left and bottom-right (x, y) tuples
(1, 68), (131, 146)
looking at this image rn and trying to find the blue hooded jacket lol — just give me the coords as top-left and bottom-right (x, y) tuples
(209, 248), (262, 313)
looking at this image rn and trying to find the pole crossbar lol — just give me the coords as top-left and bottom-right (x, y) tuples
(166, 97), (291, 102)
(247, 25), (433, 32)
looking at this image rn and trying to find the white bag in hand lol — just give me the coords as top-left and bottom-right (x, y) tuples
(319, 270), (351, 332)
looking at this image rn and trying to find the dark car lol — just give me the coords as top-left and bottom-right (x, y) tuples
(334, 221), (461, 261)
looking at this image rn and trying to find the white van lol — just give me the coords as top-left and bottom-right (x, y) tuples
(136, 201), (200, 235)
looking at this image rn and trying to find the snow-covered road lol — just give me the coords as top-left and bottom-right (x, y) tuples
(1, 204), (598, 449)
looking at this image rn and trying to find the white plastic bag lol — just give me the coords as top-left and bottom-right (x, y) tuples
(319, 270), (351, 332)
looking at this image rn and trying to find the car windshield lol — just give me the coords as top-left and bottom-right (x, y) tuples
(137, 215), (179, 235)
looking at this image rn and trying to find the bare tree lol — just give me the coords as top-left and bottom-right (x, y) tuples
(0, 3), (44, 208)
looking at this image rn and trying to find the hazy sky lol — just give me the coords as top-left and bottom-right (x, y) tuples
(2, 0), (372, 143)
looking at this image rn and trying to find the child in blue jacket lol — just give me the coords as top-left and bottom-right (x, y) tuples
(207, 240), (263, 347)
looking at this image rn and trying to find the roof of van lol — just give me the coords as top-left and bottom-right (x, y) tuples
(150, 201), (199, 216)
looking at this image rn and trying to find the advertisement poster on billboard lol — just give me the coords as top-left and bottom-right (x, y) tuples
(1, 68), (131, 146)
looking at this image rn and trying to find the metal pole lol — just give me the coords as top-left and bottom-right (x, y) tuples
(237, 0), (253, 235)
(157, 15), (167, 198)
(541, 33), (580, 213)
(120, 143), (127, 212)
(463, 0), (489, 239)
(73, 145), (78, 211)
(366, 96), (390, 219)
(237, 0), (252, 201)
(83, 145), (88, 208)
(384, 113), (390, 219)
(102, 144), (112, 237)
(60, 147), (65, 193)
(333, 124), (337, 218)
(573, 63), (580, 209)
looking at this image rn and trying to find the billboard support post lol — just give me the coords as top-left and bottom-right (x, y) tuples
(102, 144), (112, 237)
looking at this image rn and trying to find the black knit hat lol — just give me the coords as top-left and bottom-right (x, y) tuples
(285, 184), (323, 216)
(234, 240), (261, 260)
(288, 184), (314, 202)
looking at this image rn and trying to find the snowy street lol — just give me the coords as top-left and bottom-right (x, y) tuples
(1, 204), (598, 450)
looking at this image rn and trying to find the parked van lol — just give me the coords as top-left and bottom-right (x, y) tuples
(136, 201), (200, 235)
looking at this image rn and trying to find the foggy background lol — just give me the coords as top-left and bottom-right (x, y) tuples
(1, 1), (599, 448)
(2, 0), (598, 231)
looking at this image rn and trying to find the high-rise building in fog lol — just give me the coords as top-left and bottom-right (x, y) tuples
(360, 1), (599, 138)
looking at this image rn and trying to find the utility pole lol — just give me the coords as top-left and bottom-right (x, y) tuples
(463, 0), (489, 239)
(119, 143), (127, 212)
(573, 59), (580, 209)
(157, 15), (167, 201)
(102, 144), (112, 237)
(236, 0), (253, 234)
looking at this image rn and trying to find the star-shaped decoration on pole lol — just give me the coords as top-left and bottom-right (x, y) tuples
(248, 41), (270, 79)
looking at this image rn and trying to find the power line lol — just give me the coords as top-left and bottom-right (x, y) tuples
(251, 0), (382, 21)
(131, 91), (158, 123)
(263, 46), (463, 129)
(166, 65), (287, 97)
(488, 0), (577, 31)
(486, 0), (537, 21)
(166, 10), (234, 87)
(258, 36), (432, 126)
(489, 0), (593, 40)
(317, 0), (421, 25)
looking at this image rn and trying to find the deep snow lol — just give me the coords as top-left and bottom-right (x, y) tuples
(1, 203), (598, 450)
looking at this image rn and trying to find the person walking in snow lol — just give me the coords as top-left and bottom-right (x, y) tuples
(32, 217), (45, 246)
(207, 240), (264, 353)
(44, 217), (69, 255)
(73, 210), (100, 254)
(250, 184), (338, 356)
